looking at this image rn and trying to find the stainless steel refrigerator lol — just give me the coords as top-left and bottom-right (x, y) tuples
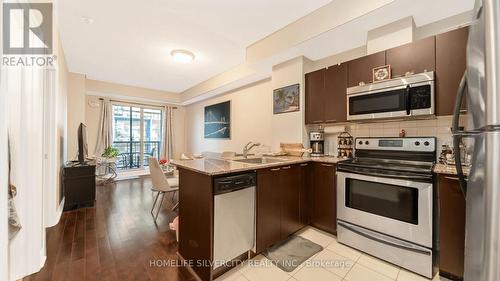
(453, 0), (500, 280)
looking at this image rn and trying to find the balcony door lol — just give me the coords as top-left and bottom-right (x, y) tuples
(112, 103), (163, 170)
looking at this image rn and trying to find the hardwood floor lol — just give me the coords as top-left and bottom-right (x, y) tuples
(24, 178), (197, 281)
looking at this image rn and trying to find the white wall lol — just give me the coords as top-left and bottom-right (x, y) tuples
(367, 16), (415, 54)
(270, 57), (308, 149)
(185, 79), (274, 153)
(184, 57), (310, 155)
(67, 73), (86, 160)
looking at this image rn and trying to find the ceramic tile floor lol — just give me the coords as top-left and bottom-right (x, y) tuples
(215, 227), (452, 281)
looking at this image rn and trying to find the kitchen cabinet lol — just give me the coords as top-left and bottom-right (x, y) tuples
(347, 51), (386, 87)
(280, 165), (302, 239)
(305, 68), (326, 124)
(436, 27), (469, 116)
(256, 164), (306, 252)
(256, 166), (282, 253)
(386, 36), (436, 77)
(324, 63), (348, 123)
(299, 163), (311, 225)
(310, 162), (337, 234)
(178, 168), (214, 281)
(438, 175), (466, 279)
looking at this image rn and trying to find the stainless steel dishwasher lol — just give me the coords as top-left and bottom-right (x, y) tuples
(213, 172), (256, 269)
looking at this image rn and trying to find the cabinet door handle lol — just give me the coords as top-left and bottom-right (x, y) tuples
(282, 166), (291, 170)
(300, 163), (309, 167)
(325, 119), (337, 122)
(312, 121), (324, 123)
(270, 168), (281, 171)
(321, 163), (334, 167)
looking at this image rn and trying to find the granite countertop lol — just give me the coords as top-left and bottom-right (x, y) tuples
(171, 155), (343, 176)
(172, 155), (469, 177)
(433, 163), (470, 176)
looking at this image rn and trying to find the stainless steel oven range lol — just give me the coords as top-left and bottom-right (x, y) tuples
(336, 137), (436, 278)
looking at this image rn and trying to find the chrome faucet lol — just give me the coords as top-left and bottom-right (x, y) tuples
(243, 142), (261, 158)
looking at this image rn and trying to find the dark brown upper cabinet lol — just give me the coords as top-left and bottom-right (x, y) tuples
(347, 51), (385, 87)
(324, 63), (348, 123)
(386, 36), (436, 77)
(305, 68), (326, 124)
(435, 27), (469, 116)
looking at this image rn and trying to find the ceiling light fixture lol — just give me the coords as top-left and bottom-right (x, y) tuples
(80, 16), (94, 24)
(171, 49), (195, 63)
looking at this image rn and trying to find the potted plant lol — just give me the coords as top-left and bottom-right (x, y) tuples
(102, 146), (120, 163)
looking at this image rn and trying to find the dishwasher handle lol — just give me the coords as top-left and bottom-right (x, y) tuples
(214, 173), (256, 195)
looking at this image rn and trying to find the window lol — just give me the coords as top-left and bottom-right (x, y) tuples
(112, 104), (163, 170)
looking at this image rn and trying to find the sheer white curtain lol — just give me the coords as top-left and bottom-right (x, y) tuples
(94, 99), (112, 156)
(2, 53), (46, 280)
(161, 106), (174, 160)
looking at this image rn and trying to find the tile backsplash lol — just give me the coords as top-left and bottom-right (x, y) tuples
(320, 115), (467, 159)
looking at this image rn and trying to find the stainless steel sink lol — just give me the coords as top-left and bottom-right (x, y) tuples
(231, 157), (286, 164)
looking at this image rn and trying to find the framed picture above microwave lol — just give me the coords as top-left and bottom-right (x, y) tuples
(373, 65), (392, 82)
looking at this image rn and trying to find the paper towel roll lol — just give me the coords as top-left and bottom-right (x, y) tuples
(323, 125), (346, 134)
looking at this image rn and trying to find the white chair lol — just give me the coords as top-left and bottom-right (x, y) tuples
(149, 157), (179, 222)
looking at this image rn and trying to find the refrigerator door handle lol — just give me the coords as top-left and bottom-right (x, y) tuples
(452, 72), (468, 196)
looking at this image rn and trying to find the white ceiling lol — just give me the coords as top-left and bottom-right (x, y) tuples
(296, 0), (475, 61)
(58, 0), (332, 92)
(59, 0), (474, 95)
(254, 0), (474, 69)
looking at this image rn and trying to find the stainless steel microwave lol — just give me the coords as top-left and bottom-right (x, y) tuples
(347, 71), (435, 121)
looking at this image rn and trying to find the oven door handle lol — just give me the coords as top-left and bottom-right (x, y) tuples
(337, 167), (432, 181)
(338, 221), (431, 255)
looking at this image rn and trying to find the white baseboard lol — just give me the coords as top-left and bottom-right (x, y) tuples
(39, 251), (47, 269)
(45, 197), (65, 228)
(55, 197), (64, 224)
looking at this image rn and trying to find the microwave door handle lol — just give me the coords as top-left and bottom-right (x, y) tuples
(405, 85), (411, 115)
(452, 72), (468, 197)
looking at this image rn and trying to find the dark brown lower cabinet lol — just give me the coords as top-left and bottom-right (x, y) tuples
(438, 175), (466, 280)
(256, 167), (282, 253)
(310, 162), (337, 234)
(299, 163), (311, 225)
(178, 168), (214, 281)
(280, 165), (303, 239)
(256, 164), (306, 253)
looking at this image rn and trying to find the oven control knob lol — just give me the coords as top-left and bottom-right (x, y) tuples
(414, 141), (420, 146)
(365, 141), (370, 145)
(424, 141), (430, 146)
(358, 141), (363, 145)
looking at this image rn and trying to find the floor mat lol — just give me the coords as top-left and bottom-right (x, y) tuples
(264, 235), (323, 272)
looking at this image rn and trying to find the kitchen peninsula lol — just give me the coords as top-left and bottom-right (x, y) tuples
(172, 155), (340, 281)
